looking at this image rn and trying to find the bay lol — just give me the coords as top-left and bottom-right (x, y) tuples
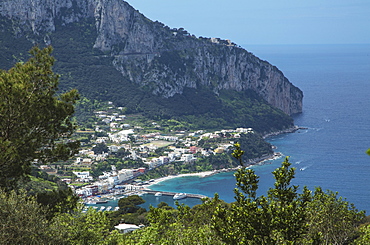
(147, 44), (370, 213)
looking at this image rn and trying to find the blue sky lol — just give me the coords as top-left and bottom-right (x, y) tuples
(125, 0), (369, 45)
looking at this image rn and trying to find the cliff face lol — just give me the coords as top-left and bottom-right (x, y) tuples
(0, 0), (302, 115)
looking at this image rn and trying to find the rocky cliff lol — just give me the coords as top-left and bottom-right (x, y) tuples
(0, 0), (302, 116)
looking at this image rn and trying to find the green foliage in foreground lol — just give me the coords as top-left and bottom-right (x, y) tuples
(1, 45), (367, 244)
(125, 197), (227, 245)
(0, 46), (79, 190)
(0, 153), (367, 244)
(124, 144), (366, 245)
(0, 189), (124, 244)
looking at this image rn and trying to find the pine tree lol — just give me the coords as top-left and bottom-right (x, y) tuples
(0, 46), (79, 189)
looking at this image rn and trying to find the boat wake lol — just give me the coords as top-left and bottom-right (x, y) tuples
(299, 165), (312, 171)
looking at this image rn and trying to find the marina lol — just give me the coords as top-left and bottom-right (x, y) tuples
(144, 189), (208, 200)
(83, 189), (208, 211)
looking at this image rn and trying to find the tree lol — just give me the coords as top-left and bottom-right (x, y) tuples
(305, 187), (365, 244)
(114, 147), (130, 158)
(36, 188), (80, 219)
(52, 208), (124, 244)
(118, 195), (146, 214)
(212, 143), (364, 244)
(355, 224), (370, 244)
(92, 142), (109, 154)
(0, 46), (79, 189)
(126, 198), (225, 245)
(0, 189), (66, 244)
(212, 143), (311, 244)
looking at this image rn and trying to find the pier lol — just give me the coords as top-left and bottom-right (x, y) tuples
(143, 189), (209, 199)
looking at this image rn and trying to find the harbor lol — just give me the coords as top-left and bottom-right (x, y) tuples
(83, 190), (206, 211)
(143, 189), (209, 199)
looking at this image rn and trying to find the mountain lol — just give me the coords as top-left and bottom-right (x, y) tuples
(0, 0), (303, 132)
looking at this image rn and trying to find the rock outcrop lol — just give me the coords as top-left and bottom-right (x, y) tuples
(0, 0), (303, 115)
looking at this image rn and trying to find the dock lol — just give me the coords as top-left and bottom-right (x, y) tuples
(143, 189), (209, 199)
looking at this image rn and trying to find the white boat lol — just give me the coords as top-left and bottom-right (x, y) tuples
(173, 193), (187, 200)
(155, 192), (162, 197)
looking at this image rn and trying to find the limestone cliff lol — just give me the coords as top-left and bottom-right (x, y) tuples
(0, 0), (302, 115)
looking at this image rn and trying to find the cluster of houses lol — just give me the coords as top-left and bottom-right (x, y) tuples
(73, 167), (145, 197)
(55, 102), (256, 196)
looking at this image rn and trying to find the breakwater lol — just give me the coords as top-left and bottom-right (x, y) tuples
(144, 189), (209, 199)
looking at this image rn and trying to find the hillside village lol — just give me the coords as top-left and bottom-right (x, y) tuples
(40, 101), (260, 199)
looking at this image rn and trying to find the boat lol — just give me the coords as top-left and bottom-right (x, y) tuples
(173, 193), (187, 200)
(95, 200), (108, 204)
(155, 192), (162, 197)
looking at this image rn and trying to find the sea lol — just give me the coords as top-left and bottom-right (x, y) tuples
(90, 44), (370, 214)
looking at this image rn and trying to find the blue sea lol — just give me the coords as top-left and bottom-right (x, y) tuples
(145, 44), (370, 213)
(91, 44), (370, 213)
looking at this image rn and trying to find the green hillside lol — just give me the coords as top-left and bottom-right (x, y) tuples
(0, 16), (293, 133)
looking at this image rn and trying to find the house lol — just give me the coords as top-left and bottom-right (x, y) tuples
(189, 146), (199, 154)
(114, 223), (141, 233)
(118, 169), (134, 183)
(109, 129), (134, 143)
(180, 154), (196, 163)
(108, 175), (119, 185)
(214, 148), (225, 154)
(236, 127), (254, 133)
(82, 158), (93, 165)
(73, 171), (91, 179)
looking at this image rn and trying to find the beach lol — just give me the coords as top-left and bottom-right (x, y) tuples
(145, 151), (283, 189)
(145, 170), (225, 188)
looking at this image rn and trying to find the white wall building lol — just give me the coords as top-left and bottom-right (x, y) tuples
(114, 223), (141, 233)
(180, 154), (196, 163)
(109, 129), (134, 143)
(118, 169), (134, 183)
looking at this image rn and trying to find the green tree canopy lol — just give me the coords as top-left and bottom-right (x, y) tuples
(92, 142), (109, 154)
(0, 46), (79, 189)
(211, 143), (365, 244)
(0, 189), (66, 244)
(118, 195), (146, 214)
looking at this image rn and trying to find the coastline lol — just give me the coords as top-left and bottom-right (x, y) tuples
(262, 125), (303, 139)
(145, 151), (284, 189)
(145, 126), (300, 190)
(145, 170), (231, 189)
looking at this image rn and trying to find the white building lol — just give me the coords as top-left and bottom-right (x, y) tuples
(114, 223), (141, 233)
(109, 129), (134, 143)
(236, 127), (254, 133)
(180, 154), (196, 163)
(118, 169), (134, 183)
(73, 171), (93, 182)
(108, 175), (119, 186)
(73, 171), (90, 179)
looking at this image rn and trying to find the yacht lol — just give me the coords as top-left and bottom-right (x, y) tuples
(155, 192), (163, 197)
(173, 193), (187, 200)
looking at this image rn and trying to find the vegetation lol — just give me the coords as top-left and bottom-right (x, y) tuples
(123, 144), (366, 244)
(0, 16), (294, 133)
(0, 46), (368, 244)
(0, 46), (79, 190)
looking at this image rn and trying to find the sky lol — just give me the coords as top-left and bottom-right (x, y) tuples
(125, 0), (370, 45)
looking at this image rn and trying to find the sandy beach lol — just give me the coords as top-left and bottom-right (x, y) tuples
(145, 170), (220, 188)
(144, 151), (283, 189)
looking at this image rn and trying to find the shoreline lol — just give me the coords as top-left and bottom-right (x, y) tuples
(145, 151), (284, 189)
(144, 170), (227, 189)
(145, 126), (300, 190)
(262, 125), (304, 139)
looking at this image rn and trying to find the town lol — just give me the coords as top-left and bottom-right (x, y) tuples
(39, 100), (272, 203)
